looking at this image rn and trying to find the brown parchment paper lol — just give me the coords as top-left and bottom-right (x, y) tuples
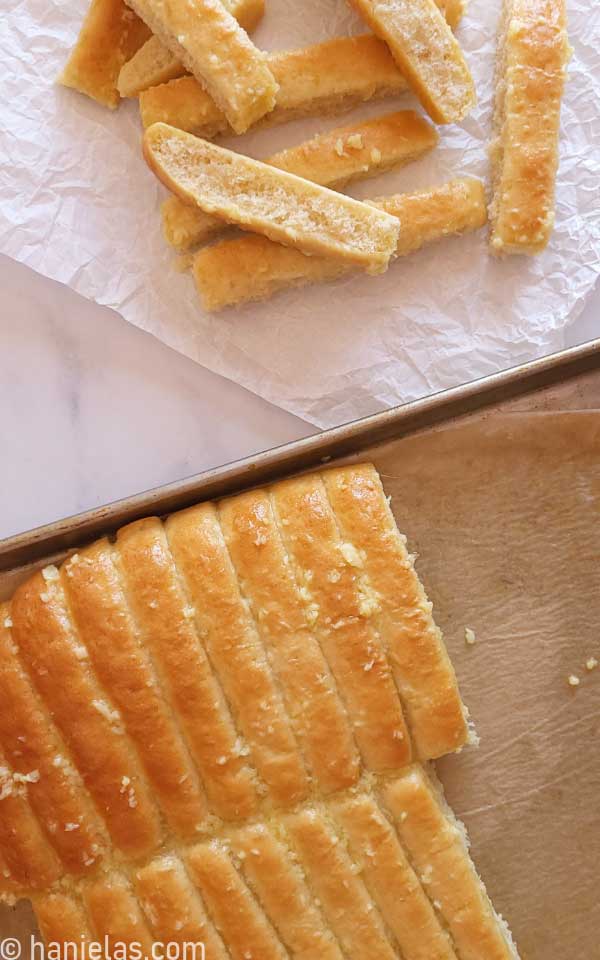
(1, 410), (599, 960)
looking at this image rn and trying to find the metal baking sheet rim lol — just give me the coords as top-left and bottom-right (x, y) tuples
(1, 338), (599, 582)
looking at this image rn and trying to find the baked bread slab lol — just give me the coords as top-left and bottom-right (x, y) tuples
(143, 123), (401, 274)
(161, 110), (438, 252)
(124, 0), (277, 133)
(347, 0), (476, 123)
(193, 177), (487, 310)
(117, 0), (265, 97)
(489, 0), (569, 254)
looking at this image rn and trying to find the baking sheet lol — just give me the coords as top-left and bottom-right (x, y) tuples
(0, 0), (599, 427)
(1, 397), (598, 958)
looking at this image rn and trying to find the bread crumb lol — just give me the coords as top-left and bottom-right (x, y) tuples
(585, 657), (598, 671)
(370, 147), (382, 164)
(3, 616), (12, 629)
(334, 138), (345, 157)
(42, 565), (60, 582)
(346, 133), (363, 149)
(339, 542), (363, 567)
(567, 674), (580, 687)
(464, 627), (476, 646)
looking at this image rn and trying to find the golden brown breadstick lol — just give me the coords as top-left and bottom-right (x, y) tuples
(117, 0), (264, 98)
(193, 178), (486, 310)
(489, 0), (569, 254)
(126, 0), (277, 133)
(123, 0), (462, 98)
(58, 0), (150, 108)
(162, 110), (438, 252)
(347, 0), (475, 123)
(143, 123), (400, 274)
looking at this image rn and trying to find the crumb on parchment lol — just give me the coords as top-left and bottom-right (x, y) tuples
(464, 627), (476, 646)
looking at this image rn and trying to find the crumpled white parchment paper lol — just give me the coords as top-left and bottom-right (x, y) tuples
(0, 0), (598, 427)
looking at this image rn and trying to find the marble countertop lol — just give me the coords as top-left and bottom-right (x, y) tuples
(1, 253), (597, 542)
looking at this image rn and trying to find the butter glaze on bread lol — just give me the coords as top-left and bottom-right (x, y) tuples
(143, 123), (400, 275)
(489, 0), (569, 254)
(117, 0), (264, 97)
(193, 178), (487, 311)
(0, 467), (518, 960)
(347, 0), (476, 123)
(161, 110), (437, 252)
(125, 0), (277, 133)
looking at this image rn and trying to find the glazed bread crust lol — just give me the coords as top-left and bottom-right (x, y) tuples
(193, 178), (487, 311)
(125, 0), (277, 133)
(347, 0), (476, 123)
(161, 110), (437, 252)
(117, 0), (264, 97)
(143, 123), (401, 274)
(489, 0), (569, 254)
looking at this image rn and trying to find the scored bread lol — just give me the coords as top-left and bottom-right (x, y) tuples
(162, 110), (438, 252)
(193, 178), (487, 311)
(139, 34), (416, 137)
(489, 0), (569, 254)
(121, 0), (463, 98)
(117, 0), (264, 98)
(143, 123), (401, 274)
(124, 0), (277, 133)
(58, 0), (150, 108)
(348, 0), (476, 124)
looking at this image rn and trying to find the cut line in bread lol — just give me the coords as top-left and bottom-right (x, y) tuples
(193, 178), (487, 311)
(347, 0), (476, 123)
(488, 0), (569, 254)
(125, 0), (277, 133)
(143, 123), (401, 275)
(122, 0), (462, 98)
(162, 110), (438, 252)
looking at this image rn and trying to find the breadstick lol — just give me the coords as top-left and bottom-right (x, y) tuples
(193, 178), (486, 310)
(347, 0), (475, 123)
(162, 110), (438, 252)
(126, 0), (277, 133)
(59, 0), (150, 108)
(123, 0), (462, 98)
(117, 0), (264, 98)
(140, 35), (410, 137)
(143, 123), (400, 274)
(489, 0), (569, 254)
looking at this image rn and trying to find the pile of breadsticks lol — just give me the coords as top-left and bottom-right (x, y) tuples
(59, 0), (570, 311)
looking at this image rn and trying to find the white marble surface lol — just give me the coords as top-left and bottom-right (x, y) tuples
(0, 253), (597, 542)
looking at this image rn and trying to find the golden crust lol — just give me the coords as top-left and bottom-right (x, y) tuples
(84, 873), (155, 953)
(165, 503), (310, 809)
(135, 855), (229, 960)
(284, 807), (398, 960)
(489, 0), (569, 254)
(117, 0), (265, 97)
(9, 573), (162, 860)
(116, 517), (259, 821)
(193, 177), (487, 311)
(185, 842), (289, 960)
(138, 34), (411, 136)
(383, 766), (517, 960)
(33, 893), (94, 948)
(143, 123), (400, 275)
(229, 824), (345, 960)
(323, 465), (469, 759)
(61, 539), (208, 839)
(331, 795), (458, 960)
(271, 473), (413, 772)
(58, 0), (150, 108)
(219, 488), (360, 794)
(161, 110), (437, 252)
(0, 606), (109, 877)
(125, 0), (277, 133)
(348, 0), (476, 124)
